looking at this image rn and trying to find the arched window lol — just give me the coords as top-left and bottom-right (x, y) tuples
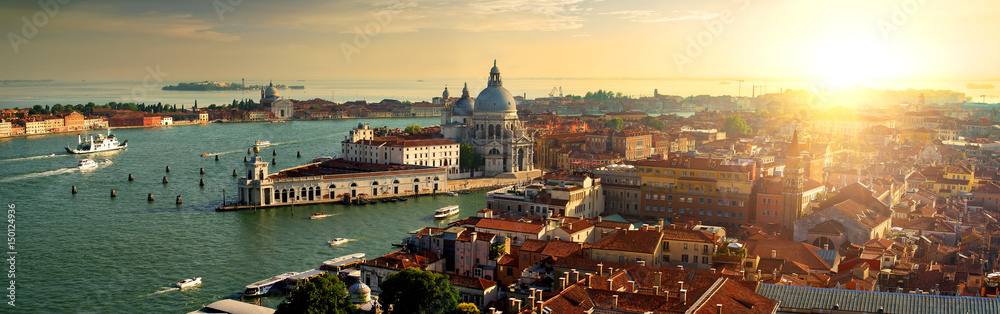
(413, 178), (420, 182)
(372, 181), (379, 186)
(350, 182), (358, 187)
(329, 184), (337, 189)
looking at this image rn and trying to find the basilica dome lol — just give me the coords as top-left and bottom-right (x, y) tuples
(474, 61), (517, 113)
(264, 82), (279, 98)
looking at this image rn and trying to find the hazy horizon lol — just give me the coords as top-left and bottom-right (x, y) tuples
(2, 0), (999, 84)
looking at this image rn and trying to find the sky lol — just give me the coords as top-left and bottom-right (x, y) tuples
(1, 0), (998, 83)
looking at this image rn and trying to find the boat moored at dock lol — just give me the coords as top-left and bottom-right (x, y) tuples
(243, 272), (298, 297)
(319, 253), (366, 273)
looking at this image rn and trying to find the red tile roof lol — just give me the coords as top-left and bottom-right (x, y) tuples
(592, 229), (662, 254)
(475, 218), (545, 234)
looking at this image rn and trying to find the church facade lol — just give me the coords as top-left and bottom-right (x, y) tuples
(260, 82), (293, 120)
(440, 62), (535, 177)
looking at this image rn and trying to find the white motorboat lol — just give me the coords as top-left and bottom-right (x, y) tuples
(176, 277), (202, 289)
(254, 140), (271, 147)
(77, 158), (98, 169)
(328, 238), (348, 246)
(66, 129), (127, 154)
(434, 205), (460, 219)
(309, 212), (330, 219)
(445, 191), (458, 196)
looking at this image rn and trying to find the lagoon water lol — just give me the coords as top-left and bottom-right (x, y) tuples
(2, 78), (992, 110)
(0, 117), (495, 312)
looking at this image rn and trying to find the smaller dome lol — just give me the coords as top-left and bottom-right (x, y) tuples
(442, 86), (450, 99)
(349, 281), (371, 295)
(490, 60), (500, 74)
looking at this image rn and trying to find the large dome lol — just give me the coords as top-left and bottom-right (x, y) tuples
(474, 87), (517, 112)
(473, 61), (517, 112)
(264, 82), (279, 98)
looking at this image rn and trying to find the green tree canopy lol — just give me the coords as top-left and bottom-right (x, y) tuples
(458, 143), (484, 172)
(723, 115), (753, 135)
(404, 125), (422, 134)
(309, 105), (322, 110)
(378, 267), (460, 314)
(641, 116), (666, 130)
(275, 273), (354, 314)
(604, 117), (625, 131)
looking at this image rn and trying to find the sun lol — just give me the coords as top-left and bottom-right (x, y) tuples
(813, 36), (900, 87)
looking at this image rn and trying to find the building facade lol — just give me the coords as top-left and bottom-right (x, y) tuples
(341, 123), (460, 173)
(636, 156), (758, 228)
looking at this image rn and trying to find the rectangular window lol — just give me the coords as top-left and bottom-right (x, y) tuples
(698, 209), (704, 215)
(667, 207), (673, 212)
(682, 255), (689, 263)
(668, 195), (674, 201)
(702, 256), (709, 264)
(646, 193), (651, 200)
(717, 200), (723, 205)
(706, 198), (712, 204)
(646, 205), (651, 211)
(684, 243), (688, 250)
(702, 173), (706, 178)
(706, 210), (712, 216)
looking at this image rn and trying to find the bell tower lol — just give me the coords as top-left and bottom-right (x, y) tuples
(782, 130), (805, 228)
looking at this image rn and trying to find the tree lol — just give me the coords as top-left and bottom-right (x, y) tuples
(723, 115), (753, 135)
(378, 267), (460, 314)
(459, 143), (483, 173)
(641, 116), (665, 130)
(605, 117), (624, 131)
(275, 273), (354, 314)
(404, 125), (422, 134)
(309, 105), (322, 110)
(455, 303), (479, 314)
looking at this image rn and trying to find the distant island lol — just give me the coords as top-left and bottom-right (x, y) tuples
(1, 79), (54, 84)
(162, 81), (301, 91)
(967, 83), (996, 90)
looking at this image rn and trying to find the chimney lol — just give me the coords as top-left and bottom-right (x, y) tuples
(598, 216), (603, 222)
(824, 244), (829, 250)
(756, 270), (762, 281)
(678, 265), (684, 270)
(470, 231), (477, 242)
(771, 249), (777, 258)
(680, 289), (688, 305)
(557, 277), (566, 290)
(528, 296), (535, 309)
(607, 278), (614, 291)
(655, 271), (663, 288)
(571, 269), (579, 283)
(710, 267), (716, 273)
(678, 281), (684, 291)
(716, 304), (723, 314)
(536, 301), (544, 313)
(612, 295), (619, 309)
(489, 307), (496, 314)
(585, 274), (592, 286)
(659, 218), (665, 232)
(638, 260), (646, 267)
(598, 263), (604, 276)
(537, 289), (543, 301)
(653, 285), (660, 296)
(935, 284), (940, 295)
(628, 280), (637, 292)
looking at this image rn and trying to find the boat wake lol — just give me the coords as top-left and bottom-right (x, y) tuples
(0, 167), (77, 183)
(140, 287), (179, 297)
(0, 153), (61, 163)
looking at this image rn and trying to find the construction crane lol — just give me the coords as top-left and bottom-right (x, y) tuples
(548, 86), (563, 97)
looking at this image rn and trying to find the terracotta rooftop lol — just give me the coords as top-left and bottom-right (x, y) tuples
(474, 218), (545, 234)
(592, 229), (662, 254)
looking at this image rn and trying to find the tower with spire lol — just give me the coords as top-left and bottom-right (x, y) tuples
(782, 130), (806, 227)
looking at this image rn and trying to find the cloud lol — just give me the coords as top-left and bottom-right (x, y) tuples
(54, 11), (241, 42)
(600, 10), (718, 23)
(249, 0), (589, 33)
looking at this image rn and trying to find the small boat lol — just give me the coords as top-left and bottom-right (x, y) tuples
(270, 120), (284, 123)
(47, 153), (55, 157)
(200, 153), (214, 157)
(77, 158), (98, 169)
(434, 205), (460, 219)
(254, 140), (271, 147)
(394, 196), (407, 202)
(459, 190), (470, 194)
(445, 191), (458, 196)
(177, 277), (202, 289)
(328, 238), (348, 246)
(103, 158), (112, 164)
(309, 213), (330, 219)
